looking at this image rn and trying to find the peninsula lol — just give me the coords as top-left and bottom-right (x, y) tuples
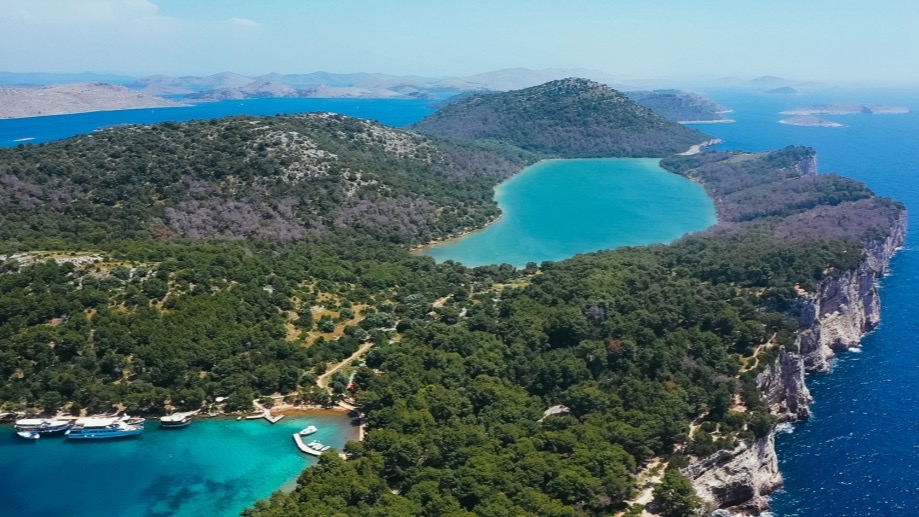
(0, 82), (186, 119)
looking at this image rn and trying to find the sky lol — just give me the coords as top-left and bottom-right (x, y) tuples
(0, 0), (917, 85)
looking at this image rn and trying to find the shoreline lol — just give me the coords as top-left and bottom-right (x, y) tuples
(678, 118), (735, 124)
(678, 138), (723, 156)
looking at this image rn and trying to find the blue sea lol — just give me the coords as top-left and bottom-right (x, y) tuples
(690, 87), (919, 516)
(1, 89), (918, 515)
(0, 97), (434, 147)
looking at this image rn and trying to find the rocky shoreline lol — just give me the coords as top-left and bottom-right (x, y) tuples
(684, 208), (907, 514)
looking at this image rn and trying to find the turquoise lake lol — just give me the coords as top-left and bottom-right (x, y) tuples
(417, 158), (717, 267)
(0, 414), (356, 517)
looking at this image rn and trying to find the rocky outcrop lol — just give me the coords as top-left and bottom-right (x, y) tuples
(683, 432), (782, 513)
(685, 208), (906, 515)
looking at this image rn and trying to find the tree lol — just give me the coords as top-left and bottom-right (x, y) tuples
(653, 468), (701, 517)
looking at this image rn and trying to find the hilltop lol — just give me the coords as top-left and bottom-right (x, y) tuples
(0, 83), (186, 119)
(411, 78), (710, 157)
(0, 114), (535, 249)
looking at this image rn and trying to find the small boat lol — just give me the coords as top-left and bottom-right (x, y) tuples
(160, 413), (192, 429)
(16, 430), (39, 440)
(298, 425), (318, 436)
(308, 440), (331, 452)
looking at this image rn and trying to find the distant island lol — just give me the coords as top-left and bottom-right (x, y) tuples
(779, 115), (844, 127)
(766, 86), (799, 94)
(781, 103), (911, 116)
(0, 83), (186, 119)
(626, 89), (734, 123)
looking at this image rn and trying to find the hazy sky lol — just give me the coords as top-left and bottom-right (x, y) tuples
(1, 0), (916, 85)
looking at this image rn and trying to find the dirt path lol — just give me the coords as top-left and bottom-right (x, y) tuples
(615, 457), (668, 516)
(317, 342), (375, 390)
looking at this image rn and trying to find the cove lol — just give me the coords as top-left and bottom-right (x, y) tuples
(0, 413), (356, 517)
(417, 158), (717, 267)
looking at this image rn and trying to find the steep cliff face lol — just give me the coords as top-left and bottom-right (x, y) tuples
(757, 349), (812, 422)
(685, 210), (906, 515)
(797, 211), (906, 372)
(683, 432), (782, 513)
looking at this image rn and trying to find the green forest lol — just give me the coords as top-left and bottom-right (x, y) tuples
(0, 89), (904, 516)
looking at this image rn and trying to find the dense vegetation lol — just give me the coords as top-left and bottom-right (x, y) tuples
(625, 90), (730, 122)
(0, 94), (904, 516)
(411, 79), (709, 158)
(0, 113), (535, 250)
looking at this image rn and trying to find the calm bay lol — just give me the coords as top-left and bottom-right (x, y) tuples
(417, 158), (717, 267)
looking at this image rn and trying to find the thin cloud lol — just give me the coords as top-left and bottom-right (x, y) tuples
(227, 17), (260, 29)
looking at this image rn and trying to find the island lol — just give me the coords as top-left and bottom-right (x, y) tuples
(626, 89), (734, 123)
(779, 115), (844, 127)
(781, 103), (911, 115)
(0, 79), (904, 517)
(765, 86), (799, 94)
(0, 82), (187, 119)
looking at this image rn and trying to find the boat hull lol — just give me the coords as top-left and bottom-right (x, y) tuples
(65, 428), (143, 439)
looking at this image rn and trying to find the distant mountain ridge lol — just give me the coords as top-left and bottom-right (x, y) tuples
(411, 78), (710, 158)
(0, 83), (186, 119)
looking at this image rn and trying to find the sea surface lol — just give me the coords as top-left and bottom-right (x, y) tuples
(2, 90), (919, 515)
(417, 158), (716, 267)
(0, 97), (434, 147)
(0, 414), (355, 517)
(689, 87), (919, 516)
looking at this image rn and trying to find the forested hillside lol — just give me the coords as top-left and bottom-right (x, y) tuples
(411, 78), (709, 157)
(0, 113), (535, 250)
(0, 103), (904, 516)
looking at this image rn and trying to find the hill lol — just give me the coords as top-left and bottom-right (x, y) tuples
(626, 89), (732, 122)
(0, 114), (535, 250)
(0, 83), (186, 119)
(411, 78), (710, 157)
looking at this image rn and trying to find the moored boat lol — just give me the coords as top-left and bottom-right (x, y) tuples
(14, 418), (72, 436)
(298, 425), (318, 436)
(65, 416), (144, 439)
(160, 413), (192, 429)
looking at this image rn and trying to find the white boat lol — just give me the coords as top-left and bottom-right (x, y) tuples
(65, 416), (144, 439)
(308, 440), (331, 452)
(16, 430), (39, 440)
(160, 413), (192, 429)
(14, 418), (72, 435)
(298, 425), (318, 436)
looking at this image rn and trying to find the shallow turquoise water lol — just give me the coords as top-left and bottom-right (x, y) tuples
(418, 158), (717, 267)
(0, 414), (355, 516)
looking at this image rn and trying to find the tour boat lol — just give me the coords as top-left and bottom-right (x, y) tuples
(160, 413), (192, 429)
(65, 416), (144, 439)
(14, 418), (72, 436)
(298, 425), (318, 436)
